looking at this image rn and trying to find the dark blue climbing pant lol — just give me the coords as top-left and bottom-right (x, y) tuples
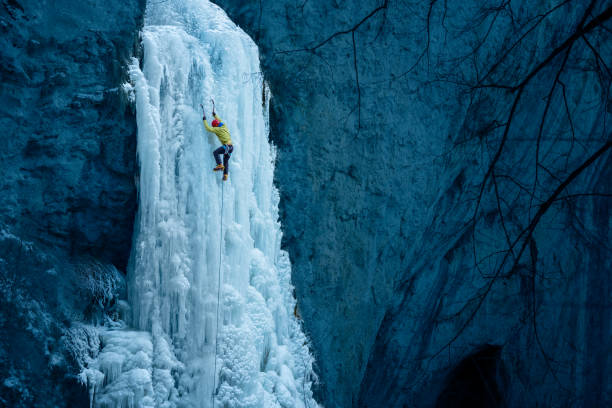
(213, 144), (234, 175)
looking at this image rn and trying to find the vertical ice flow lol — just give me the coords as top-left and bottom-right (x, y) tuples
(89, 1), (319, 407)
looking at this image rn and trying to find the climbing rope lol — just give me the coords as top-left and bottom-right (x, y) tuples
(212, 182), (224, 408)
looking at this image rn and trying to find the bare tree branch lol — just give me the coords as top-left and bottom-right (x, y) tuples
(529, 46), (572, 217)
(479, 0), (573, 84)
(434, 138), (612, 359)
(352, 30), (362, 130)
(275, 1), (389, 131)
(275, 0), (389, 55)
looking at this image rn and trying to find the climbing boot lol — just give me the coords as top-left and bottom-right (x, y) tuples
(223, 174), (228, 181)
(213, 164), (224, 172)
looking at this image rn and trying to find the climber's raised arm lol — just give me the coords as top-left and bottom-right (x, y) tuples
(203, 114), (215, 133)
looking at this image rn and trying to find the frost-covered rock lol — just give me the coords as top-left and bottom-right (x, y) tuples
(0, 228), (129, 407)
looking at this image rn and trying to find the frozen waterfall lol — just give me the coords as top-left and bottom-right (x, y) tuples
(82, 1), (319, 407)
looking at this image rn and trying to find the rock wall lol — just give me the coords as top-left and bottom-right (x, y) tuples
(1, 0), (610, 406)
(0, 0), (144, 405)
(0, 0), (143, 266)
(213, 1), (612, 407)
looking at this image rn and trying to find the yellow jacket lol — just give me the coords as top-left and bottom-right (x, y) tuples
(204, 114), (232, 145)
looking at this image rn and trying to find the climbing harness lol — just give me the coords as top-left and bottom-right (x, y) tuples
(212, 182), (224, 408)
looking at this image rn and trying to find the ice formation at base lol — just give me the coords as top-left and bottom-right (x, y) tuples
(81, 1), (319, 407)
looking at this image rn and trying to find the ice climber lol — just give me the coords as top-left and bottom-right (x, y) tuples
(203, 106), (233, 181)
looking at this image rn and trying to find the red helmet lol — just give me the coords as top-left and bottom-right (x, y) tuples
(212, 119), (220, 127)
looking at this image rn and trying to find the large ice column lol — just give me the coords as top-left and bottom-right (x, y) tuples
(90, 1), (319, 407)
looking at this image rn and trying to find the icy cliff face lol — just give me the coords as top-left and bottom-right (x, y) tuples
(214, 1), (612, 407)
(85, 1), (318, 407)
(0, 1), (144, 406)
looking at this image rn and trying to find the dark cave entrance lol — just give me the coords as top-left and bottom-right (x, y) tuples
(435, 345), (506, 408)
